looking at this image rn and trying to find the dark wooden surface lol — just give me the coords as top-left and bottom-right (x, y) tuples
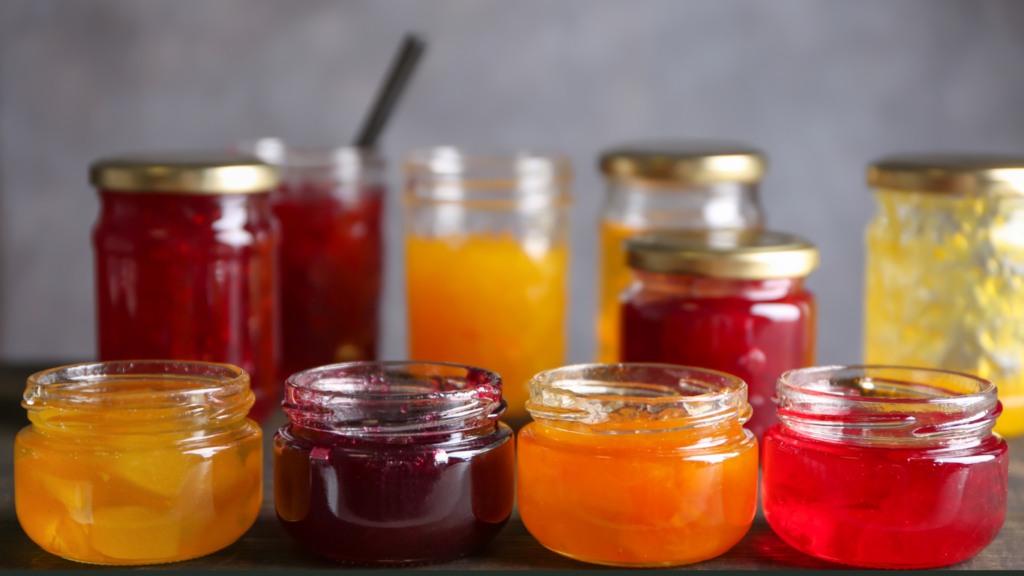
(1, 363), (1022, 570)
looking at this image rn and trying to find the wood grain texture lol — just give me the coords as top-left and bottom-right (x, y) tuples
(0, 363), (1021, 570)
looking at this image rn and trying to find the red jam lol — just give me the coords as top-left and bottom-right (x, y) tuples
(762, 365), (1009, 569)
(621, 273), (815, 440)
(93, 190), (279, 422)
(274, 362), (515, 565)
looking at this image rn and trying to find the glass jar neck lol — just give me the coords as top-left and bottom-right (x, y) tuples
(242, 140), (385, 201)
(776, 365), (1000, 449)
(633, 270), (805, 300)
(603, 179), (764, 230)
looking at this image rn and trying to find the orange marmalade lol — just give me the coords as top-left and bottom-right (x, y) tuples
(517, 364), (758, 567)
(14, 361), (262, 565)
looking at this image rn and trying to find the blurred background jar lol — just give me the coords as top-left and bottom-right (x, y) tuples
(245, 139), (384, 377)
(90, 152), (280, 422)
(864, 154), (1024, 438)
(620, 230), (818, 440)
(596, 141), (767, 363)
(404, 147), (572, 420)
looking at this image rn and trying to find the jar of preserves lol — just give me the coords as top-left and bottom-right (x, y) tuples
(14, 361), (263, 565)
(762, 365), (1008, 568)
(596, 141), (767, 363)
(518, 363), (758, 567)
(91, 152), (280, 421)
(404, 147), (571, 420)
(864, 154), (1024, 438)
(621, 230), (818, 440)
(244, 138), (384, 375)
(274, 361), (515, 564)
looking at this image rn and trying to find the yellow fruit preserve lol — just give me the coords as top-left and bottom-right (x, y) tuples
(865, 178), (1024, 437)
(407, 234), (568, 419)
(14, 361), (262, 565)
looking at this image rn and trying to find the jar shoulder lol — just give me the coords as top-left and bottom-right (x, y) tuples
(275, 422), (512, 457)
(765, 424), (1007, 461)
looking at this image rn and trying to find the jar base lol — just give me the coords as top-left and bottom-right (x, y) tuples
(541, 544), (727, 568)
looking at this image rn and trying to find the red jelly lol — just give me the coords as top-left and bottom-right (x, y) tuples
(251, 141), (384, 375)
(763, 365), (1009, 569)
(274, 362), (515, 565)
(91, 152), (280, 422)
(620, 230), (818, 440)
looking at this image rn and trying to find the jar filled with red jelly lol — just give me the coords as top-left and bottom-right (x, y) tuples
(763, 365), (1008, 569)
(620, 230), (818, 440)
(245, 138), (384, 374)
(91, 152), (280, 422)
(274, 361), (515, 565)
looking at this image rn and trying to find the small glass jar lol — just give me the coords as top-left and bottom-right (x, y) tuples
(91, 152), (281, 422)
(621, 230), (818, 440)
(596, 141), (767, 363)
(244, 138), (384, 375)
(864, 154), (1024, 438)
(404, 147), (572, 419)
(518, 363), (758, 567)
(14, 361), (263, 565)
(763, 365), (1008, 568)
(274, 361), (515, 564)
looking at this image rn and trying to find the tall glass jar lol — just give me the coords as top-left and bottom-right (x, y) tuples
(404, 147), (572, 419)
(518, 363), (758, 567)
(91, 152), (280, 422)
(763, 365), (1008, 568)
(15, 361), (263, 565)
(620, 230), (818, 440)
(274, 361), (514, 564)
(596, 141), (767, 362)
(244, 139), (384, 375)
(864, 154), (1024, 437)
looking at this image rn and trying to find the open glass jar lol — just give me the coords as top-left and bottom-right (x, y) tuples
(91, 152), (280, 421)
(404, 147), (572, 419)
(596, 141), (767, 362)
(14, 361), (263, 565)
(621, 230), (818, 440)
(762, 365), (1008, 569)
(864, 153), (1024, 437)
(517, 363), (758, 567)
(274, 361), (515, 564)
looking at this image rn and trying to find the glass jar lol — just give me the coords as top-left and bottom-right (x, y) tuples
(404, 147), (572, 420)
(864, 154), (1024, 438)
(596, 141), (767, 363)
(14, 361), (263, 565)
(762, 365), (1008, 569)
(518, 363), (758, 567)
(274, 361), (515, 564)
(91, 152), (281, 422)
(621, 230), (818, 440)
(244, 138), (384, 375)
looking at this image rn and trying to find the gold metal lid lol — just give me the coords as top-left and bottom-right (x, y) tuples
(90, 152), (279, 194)
(599, 140), (767, 184)
(626, 229), (819, 279)
(867, 153), (1024, 196)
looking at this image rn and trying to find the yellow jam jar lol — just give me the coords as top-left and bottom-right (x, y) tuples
(14, 361), (263, 565)
(864, 154), (1024, 437)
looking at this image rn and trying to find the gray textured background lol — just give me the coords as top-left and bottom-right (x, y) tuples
(2, 0), (1024, 368)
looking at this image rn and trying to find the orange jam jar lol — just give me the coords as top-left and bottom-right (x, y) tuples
(14, 361), (262, 565)
(517, 363), (758, 567)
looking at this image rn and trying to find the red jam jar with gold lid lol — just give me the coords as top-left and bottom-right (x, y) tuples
(620, 229), (818, 441)
(90, 152), (281, 421)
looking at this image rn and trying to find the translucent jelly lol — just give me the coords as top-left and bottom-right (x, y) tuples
(274, 362), (515, 564)
(14, 361), (262, 565)
(622, 274), (815, 440)
(762, 365), (1009, 569)
(407, 235), (567, 419)
(93, 191), (279, 422)
(518, 364), (758, 567)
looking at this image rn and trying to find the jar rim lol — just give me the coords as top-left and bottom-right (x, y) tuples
(779, 364), (996, 402)
(239, 138), (383, 170)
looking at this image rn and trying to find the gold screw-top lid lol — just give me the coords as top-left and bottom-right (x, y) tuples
(626, 229), (819, 279)
(599, 140), (767, 185)
(90, 151), (279, 194)
(867, 153), (1024, 196)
